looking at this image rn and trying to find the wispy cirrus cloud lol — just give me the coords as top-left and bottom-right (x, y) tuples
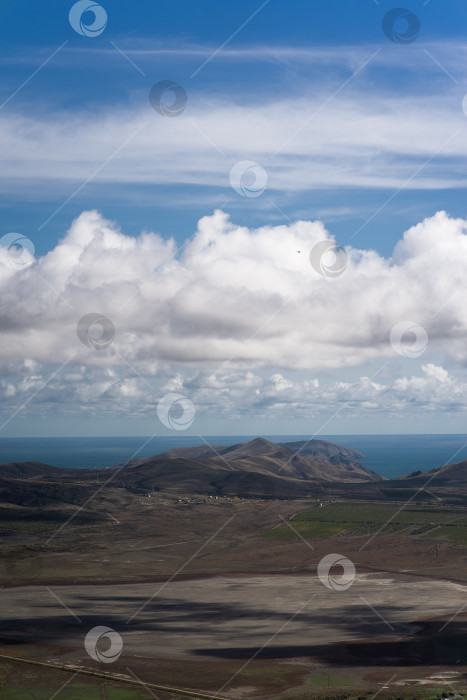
(1, 92), (466, 201)
(1, 40), (465, 72)
(1, 38), (465, 222)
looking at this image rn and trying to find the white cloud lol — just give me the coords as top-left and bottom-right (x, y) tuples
(3, 40), (463, 78)
(421, 363), (450, 383)
(0, 208), (467, 379)
(1, 90), (466, 199)
(1, 361), (465, 423)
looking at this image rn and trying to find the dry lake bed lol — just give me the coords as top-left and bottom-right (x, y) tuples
(2, 572), (467, 661)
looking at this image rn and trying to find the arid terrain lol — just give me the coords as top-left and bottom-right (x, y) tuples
(2, 438), (467, 699)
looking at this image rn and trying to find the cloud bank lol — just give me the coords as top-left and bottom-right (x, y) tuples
(1, 362), (465, 423)
(1, 208), (466, 373)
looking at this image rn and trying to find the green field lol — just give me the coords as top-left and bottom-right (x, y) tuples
(263, 501), (467, 544)
(304, 673), (359, 688)
(421, 525), (467, 545)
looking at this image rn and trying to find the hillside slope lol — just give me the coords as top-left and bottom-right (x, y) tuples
(0, 437), (383, 503)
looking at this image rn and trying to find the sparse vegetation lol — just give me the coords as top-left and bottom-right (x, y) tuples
(264, 501), (467, 544)
(3, 440), (467, 700)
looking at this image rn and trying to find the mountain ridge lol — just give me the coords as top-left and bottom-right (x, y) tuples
(401, 459), (467, 482)
(3, 438), (467, 505)
(0, 437), (379, 495)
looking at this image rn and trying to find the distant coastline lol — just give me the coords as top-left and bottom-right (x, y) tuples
(1, 434), (467, 479)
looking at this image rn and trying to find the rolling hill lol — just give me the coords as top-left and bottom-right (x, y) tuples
(102, 437), (383, 496)
(0, 437), (382, 502)
(402, 459), (467, 483)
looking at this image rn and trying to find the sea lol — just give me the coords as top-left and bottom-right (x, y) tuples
(1, 434), (467, 479)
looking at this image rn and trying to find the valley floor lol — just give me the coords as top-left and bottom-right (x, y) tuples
(2, 570), (467, 699)
(3, 497), (467, 698)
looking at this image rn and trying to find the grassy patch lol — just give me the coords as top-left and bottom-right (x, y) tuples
(264, 521), (349, 539)
(305, 673), (358, 688)
(264, 502), (467, 543)
(421, 525), (467, 545)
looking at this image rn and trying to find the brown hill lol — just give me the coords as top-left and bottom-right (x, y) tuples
(0, 462), (69, 479)
(403, 459), (467, 482)
(122, 437), (383, 495)
(0, 438), (383, 503)
(280, 439), (365, 464)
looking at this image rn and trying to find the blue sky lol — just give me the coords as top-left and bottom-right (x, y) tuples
(1, 0), (467, 438)
(1, 0), (467, 254)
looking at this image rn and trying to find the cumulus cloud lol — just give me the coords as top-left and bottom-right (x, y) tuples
(0, 361), (465, 422)
(0, 208), (467, 378)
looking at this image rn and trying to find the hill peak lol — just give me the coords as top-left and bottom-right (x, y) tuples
(242, 437), (277, 450)
(217, 437), (282, 459)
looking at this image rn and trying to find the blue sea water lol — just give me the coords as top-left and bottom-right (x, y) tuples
(1, 434), (467, 479)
